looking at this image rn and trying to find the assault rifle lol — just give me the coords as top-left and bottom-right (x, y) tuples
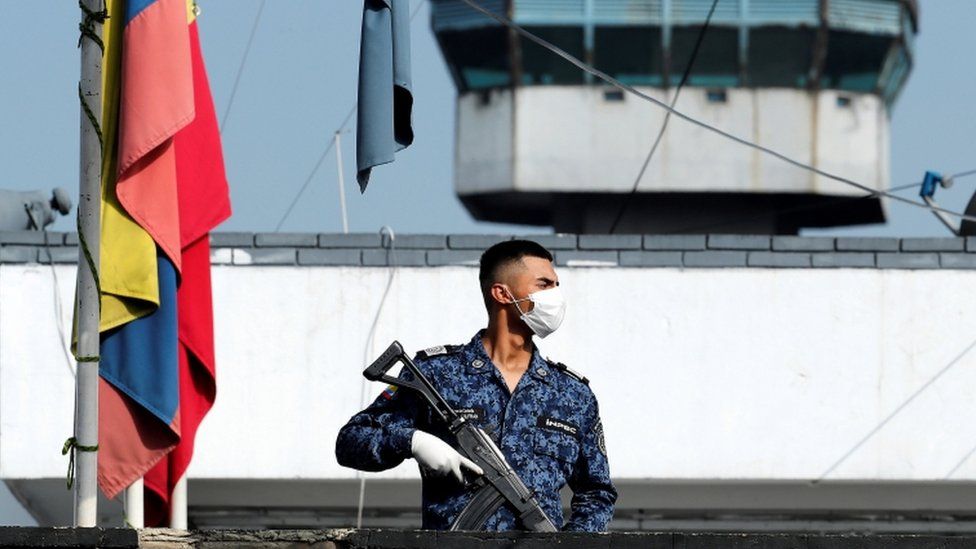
(364, 341), (558, 532)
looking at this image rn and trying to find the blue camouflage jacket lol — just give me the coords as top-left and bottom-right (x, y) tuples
(335, 331), (616, 531)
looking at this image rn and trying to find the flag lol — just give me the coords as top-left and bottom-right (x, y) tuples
(94, 0), (192, 500)
(86, 0), (230, 522)
(356, 0), (414, 191)
(143, 4), (231, 524)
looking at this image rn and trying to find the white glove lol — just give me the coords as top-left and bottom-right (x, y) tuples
(411, 430), (484, 483)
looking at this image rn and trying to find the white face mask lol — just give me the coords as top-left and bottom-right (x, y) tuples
(506, 286), (567, 339)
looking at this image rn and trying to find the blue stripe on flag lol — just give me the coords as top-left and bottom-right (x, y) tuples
(100, 252), (180, 425)
(125, 0), (159, 25)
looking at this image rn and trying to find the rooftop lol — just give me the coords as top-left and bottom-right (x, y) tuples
(0, 231), (974, 270)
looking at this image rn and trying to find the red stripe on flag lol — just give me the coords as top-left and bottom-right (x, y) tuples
(172, 20), (232, 245)
(142, 18), (230, 525)
(144, 237), (217, 525)
(116, 0), (194, 270)
(97, 378), (178, 499)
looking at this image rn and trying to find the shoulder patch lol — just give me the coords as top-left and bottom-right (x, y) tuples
(546, 359), (589, 385)
(594, 419), (607, 456)
(416, 344), (462, 359)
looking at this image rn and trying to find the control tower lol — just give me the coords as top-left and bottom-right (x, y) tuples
(430, 0), (918, 234)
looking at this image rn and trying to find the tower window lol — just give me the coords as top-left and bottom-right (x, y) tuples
(706, 89), (728, 103)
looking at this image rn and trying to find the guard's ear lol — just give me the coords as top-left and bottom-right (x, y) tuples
(490, 283), (514, 306)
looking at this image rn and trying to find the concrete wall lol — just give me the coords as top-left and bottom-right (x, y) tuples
(2, 233), (975, 527)
(4, 264), (976, 483)
(455, 87), (888, 196)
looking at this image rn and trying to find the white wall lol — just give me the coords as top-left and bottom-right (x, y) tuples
(2, 264), (975, 485)
(455, 87), (887, 196)
(455, 89), (514, 195)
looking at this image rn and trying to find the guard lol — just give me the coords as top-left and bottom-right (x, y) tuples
(336, 240), (616, 531)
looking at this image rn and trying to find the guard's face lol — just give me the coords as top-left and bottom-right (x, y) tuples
(499, 256), (559, 313)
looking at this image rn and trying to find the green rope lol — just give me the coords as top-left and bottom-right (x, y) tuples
(66, 0), (105, 492)
(77, 0), (108, 52)
(71, 205), (101, 365)
(62, 437), (99, 490)
(74, 205), (102, 314)
(75, 0), (103, 324)
(77, 84), (103, 153)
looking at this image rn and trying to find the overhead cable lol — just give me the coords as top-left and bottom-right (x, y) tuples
(945, 441), (976, 480)
(357, 226), (400, 528)
(457, 0), (976, 224)
(274, 110), (354, 232)
(813, 335), (976, 483)
(219, 0), (267, 134)
(666, 169), (976, 235)
(608, 0), (721, 234)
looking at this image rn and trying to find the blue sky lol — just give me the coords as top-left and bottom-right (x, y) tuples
(0, 0), (974, 526)
(3, 0), (976, 239)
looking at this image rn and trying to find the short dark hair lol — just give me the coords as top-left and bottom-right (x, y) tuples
(479, 240), (554, 305)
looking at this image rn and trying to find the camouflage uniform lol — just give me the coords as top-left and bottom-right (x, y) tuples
(336, 331), (616, 531)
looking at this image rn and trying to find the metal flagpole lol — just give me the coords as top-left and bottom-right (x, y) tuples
(124, 479), (144, 527)
(74, 0), (104, 527)
(334, 131), (349, 234)
(170, 475), (188, 529)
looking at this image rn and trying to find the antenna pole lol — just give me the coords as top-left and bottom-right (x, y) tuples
(335, 131), (349, 234)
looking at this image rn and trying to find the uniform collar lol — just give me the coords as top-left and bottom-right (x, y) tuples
(527, 352), (553, 384)
(464, 331), (494, 375)
(464, 330), (552, 384)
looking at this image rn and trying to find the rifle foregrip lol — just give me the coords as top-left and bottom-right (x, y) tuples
(364, 340), (405, 381)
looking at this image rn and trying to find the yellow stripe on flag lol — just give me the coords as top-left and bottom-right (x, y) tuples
(98, 0), (161, 332)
